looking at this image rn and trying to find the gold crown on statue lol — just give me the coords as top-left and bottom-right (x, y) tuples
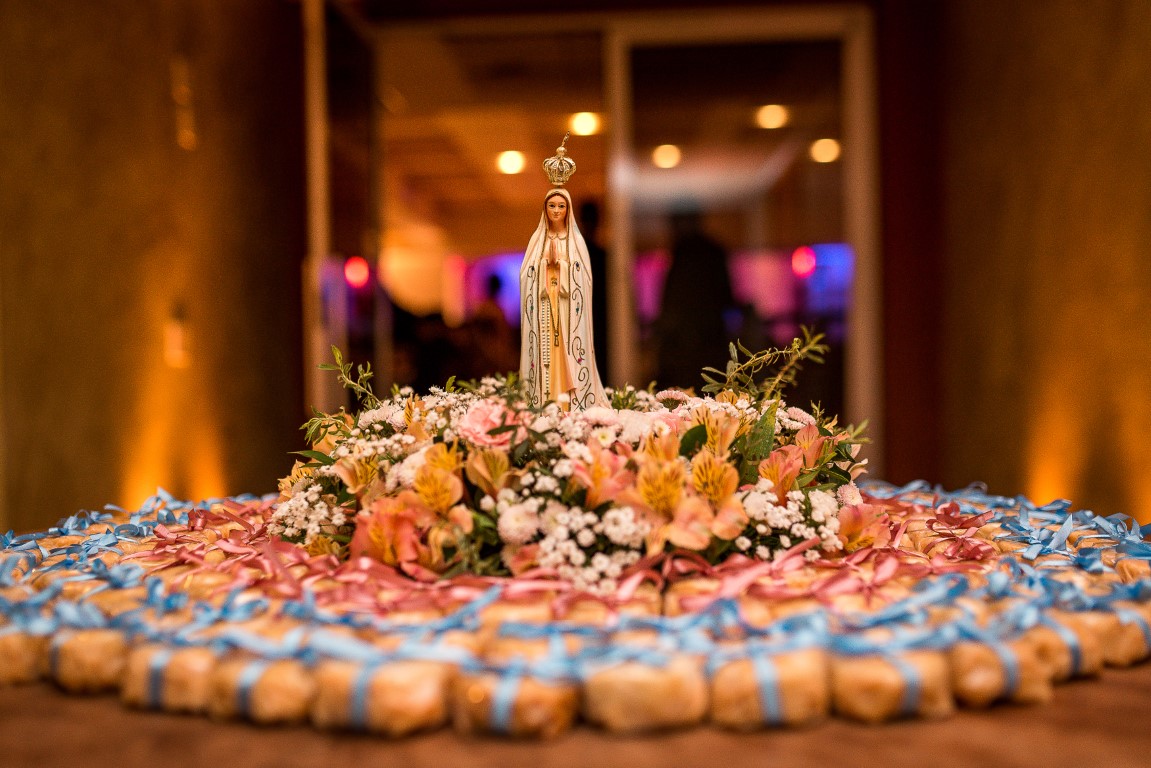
(542, 132), (577, 186)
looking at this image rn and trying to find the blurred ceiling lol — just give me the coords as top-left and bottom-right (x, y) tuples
(330, 5), (843, 259)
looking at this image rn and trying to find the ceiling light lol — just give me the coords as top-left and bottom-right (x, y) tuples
(809, 138), (841, 163)
(497, 150), (526, 174)
(569, 112), (601, 136)
(651, 144), (681, 169)
(755, 104), (789, 129)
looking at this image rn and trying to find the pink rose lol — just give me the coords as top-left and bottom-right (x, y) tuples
(457, 399), (523, 448)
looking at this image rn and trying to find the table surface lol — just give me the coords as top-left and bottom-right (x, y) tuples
(2, 664), (1149, 768)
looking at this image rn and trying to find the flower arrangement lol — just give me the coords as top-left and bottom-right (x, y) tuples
(270, 332), (867, 593)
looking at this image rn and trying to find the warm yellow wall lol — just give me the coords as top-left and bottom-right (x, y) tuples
(0, 1), (307, 532)
(941, 1), (1151, 523)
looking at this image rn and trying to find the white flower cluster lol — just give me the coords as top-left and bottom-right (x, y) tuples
(492, 488), (543, 545)
(333, 428), (416, 467)
(385, 444), (430, 492)
(777, 405), (818, 432)
(535, 501), (648, 593)
(357, 402), (405, 431)
(267, 484), (346, 545)
(736, 480), (842, 562)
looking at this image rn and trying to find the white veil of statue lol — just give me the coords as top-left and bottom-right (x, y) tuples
(519, 186), (607, 410)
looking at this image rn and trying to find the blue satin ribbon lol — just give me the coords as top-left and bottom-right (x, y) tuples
(888, 653), (922, 717)
(49, 631), (68, 677)
(1116, 608), (1151, 652)
(0, 605), (56, 637)
(1040, 616), (1082, 676)
(54, 600), (108, 629)
(0, 557), (29, 587)
(349, 661), (381, 730)
(989, 641), (1021, 696)
(857, 479), (933, 499)
(216, 625), (310, 661)
(147, 647), (175, 709)
(45, 510), (114, 537)
(433, 586), (504, 631)
(750, 654), (784, 725)
(843, 576), (968, 631)
(279, 590), (372, 632)
(307, 630), (384, 664)
(489, 658), (527, 734)
(235, 659), (271, 718)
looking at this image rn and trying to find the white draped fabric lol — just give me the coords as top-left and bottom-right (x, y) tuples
(518, 188), (607, 409)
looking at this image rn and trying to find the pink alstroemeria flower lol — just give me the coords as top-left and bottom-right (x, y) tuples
(570, 440), (633, 510)
(758, 445), (804, 502)
(503, 543), (542, 576)
(793, 424), (828, 469)
(836, 503), (892, 551)
(349, 497), (428, 567)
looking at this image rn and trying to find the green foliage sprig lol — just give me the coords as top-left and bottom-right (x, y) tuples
(301, 347), (381, 450)
(320, 346), (381, 410)
(700, 327), (828, 402)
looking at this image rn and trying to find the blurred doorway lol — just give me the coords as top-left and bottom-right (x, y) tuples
(314, 4), (882, 468)
(375, 27), (607, 390)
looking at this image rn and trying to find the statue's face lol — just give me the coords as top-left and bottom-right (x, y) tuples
(546, 195), (568, 227)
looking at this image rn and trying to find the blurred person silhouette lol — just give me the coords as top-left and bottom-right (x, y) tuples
(655, 206), (735, 389)
(467, 273), (518, 377)
(579, 200), (609, 378)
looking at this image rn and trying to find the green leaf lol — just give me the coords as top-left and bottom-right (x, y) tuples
(820, 464), (852, 484)
(797, 469), (820, 487)
(742, 402), (778, 464)
(738, 457), (761, 487)
(291, 449), (336, 465)
(679, 424), (708, 457)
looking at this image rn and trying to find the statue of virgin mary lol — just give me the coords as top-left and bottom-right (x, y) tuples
(519, 139), (606, 410)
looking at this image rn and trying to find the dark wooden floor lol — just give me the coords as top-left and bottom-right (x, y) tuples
(2, 664), (1150, 768)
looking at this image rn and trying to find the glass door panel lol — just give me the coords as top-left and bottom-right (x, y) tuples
(627, 40), (849, 416)
(376, 30), (605, 389)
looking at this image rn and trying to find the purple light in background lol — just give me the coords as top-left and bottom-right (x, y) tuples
(730, 249), (795, 318)
(806, 243), (854, 315)
(634, 249), (671, 324)
(463, 252), (524, 325)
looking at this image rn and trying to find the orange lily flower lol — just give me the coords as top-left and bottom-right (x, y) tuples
(405, 464), (472, 534)
(464, 447), (511, 498)
(620, 459), (715, 553)
(636, 430), (681, 465)
(793, 424), (828, 469)
(334, 455), (382, 496)
(691, 449), (748, 539)
(689, 406), (744, 458)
